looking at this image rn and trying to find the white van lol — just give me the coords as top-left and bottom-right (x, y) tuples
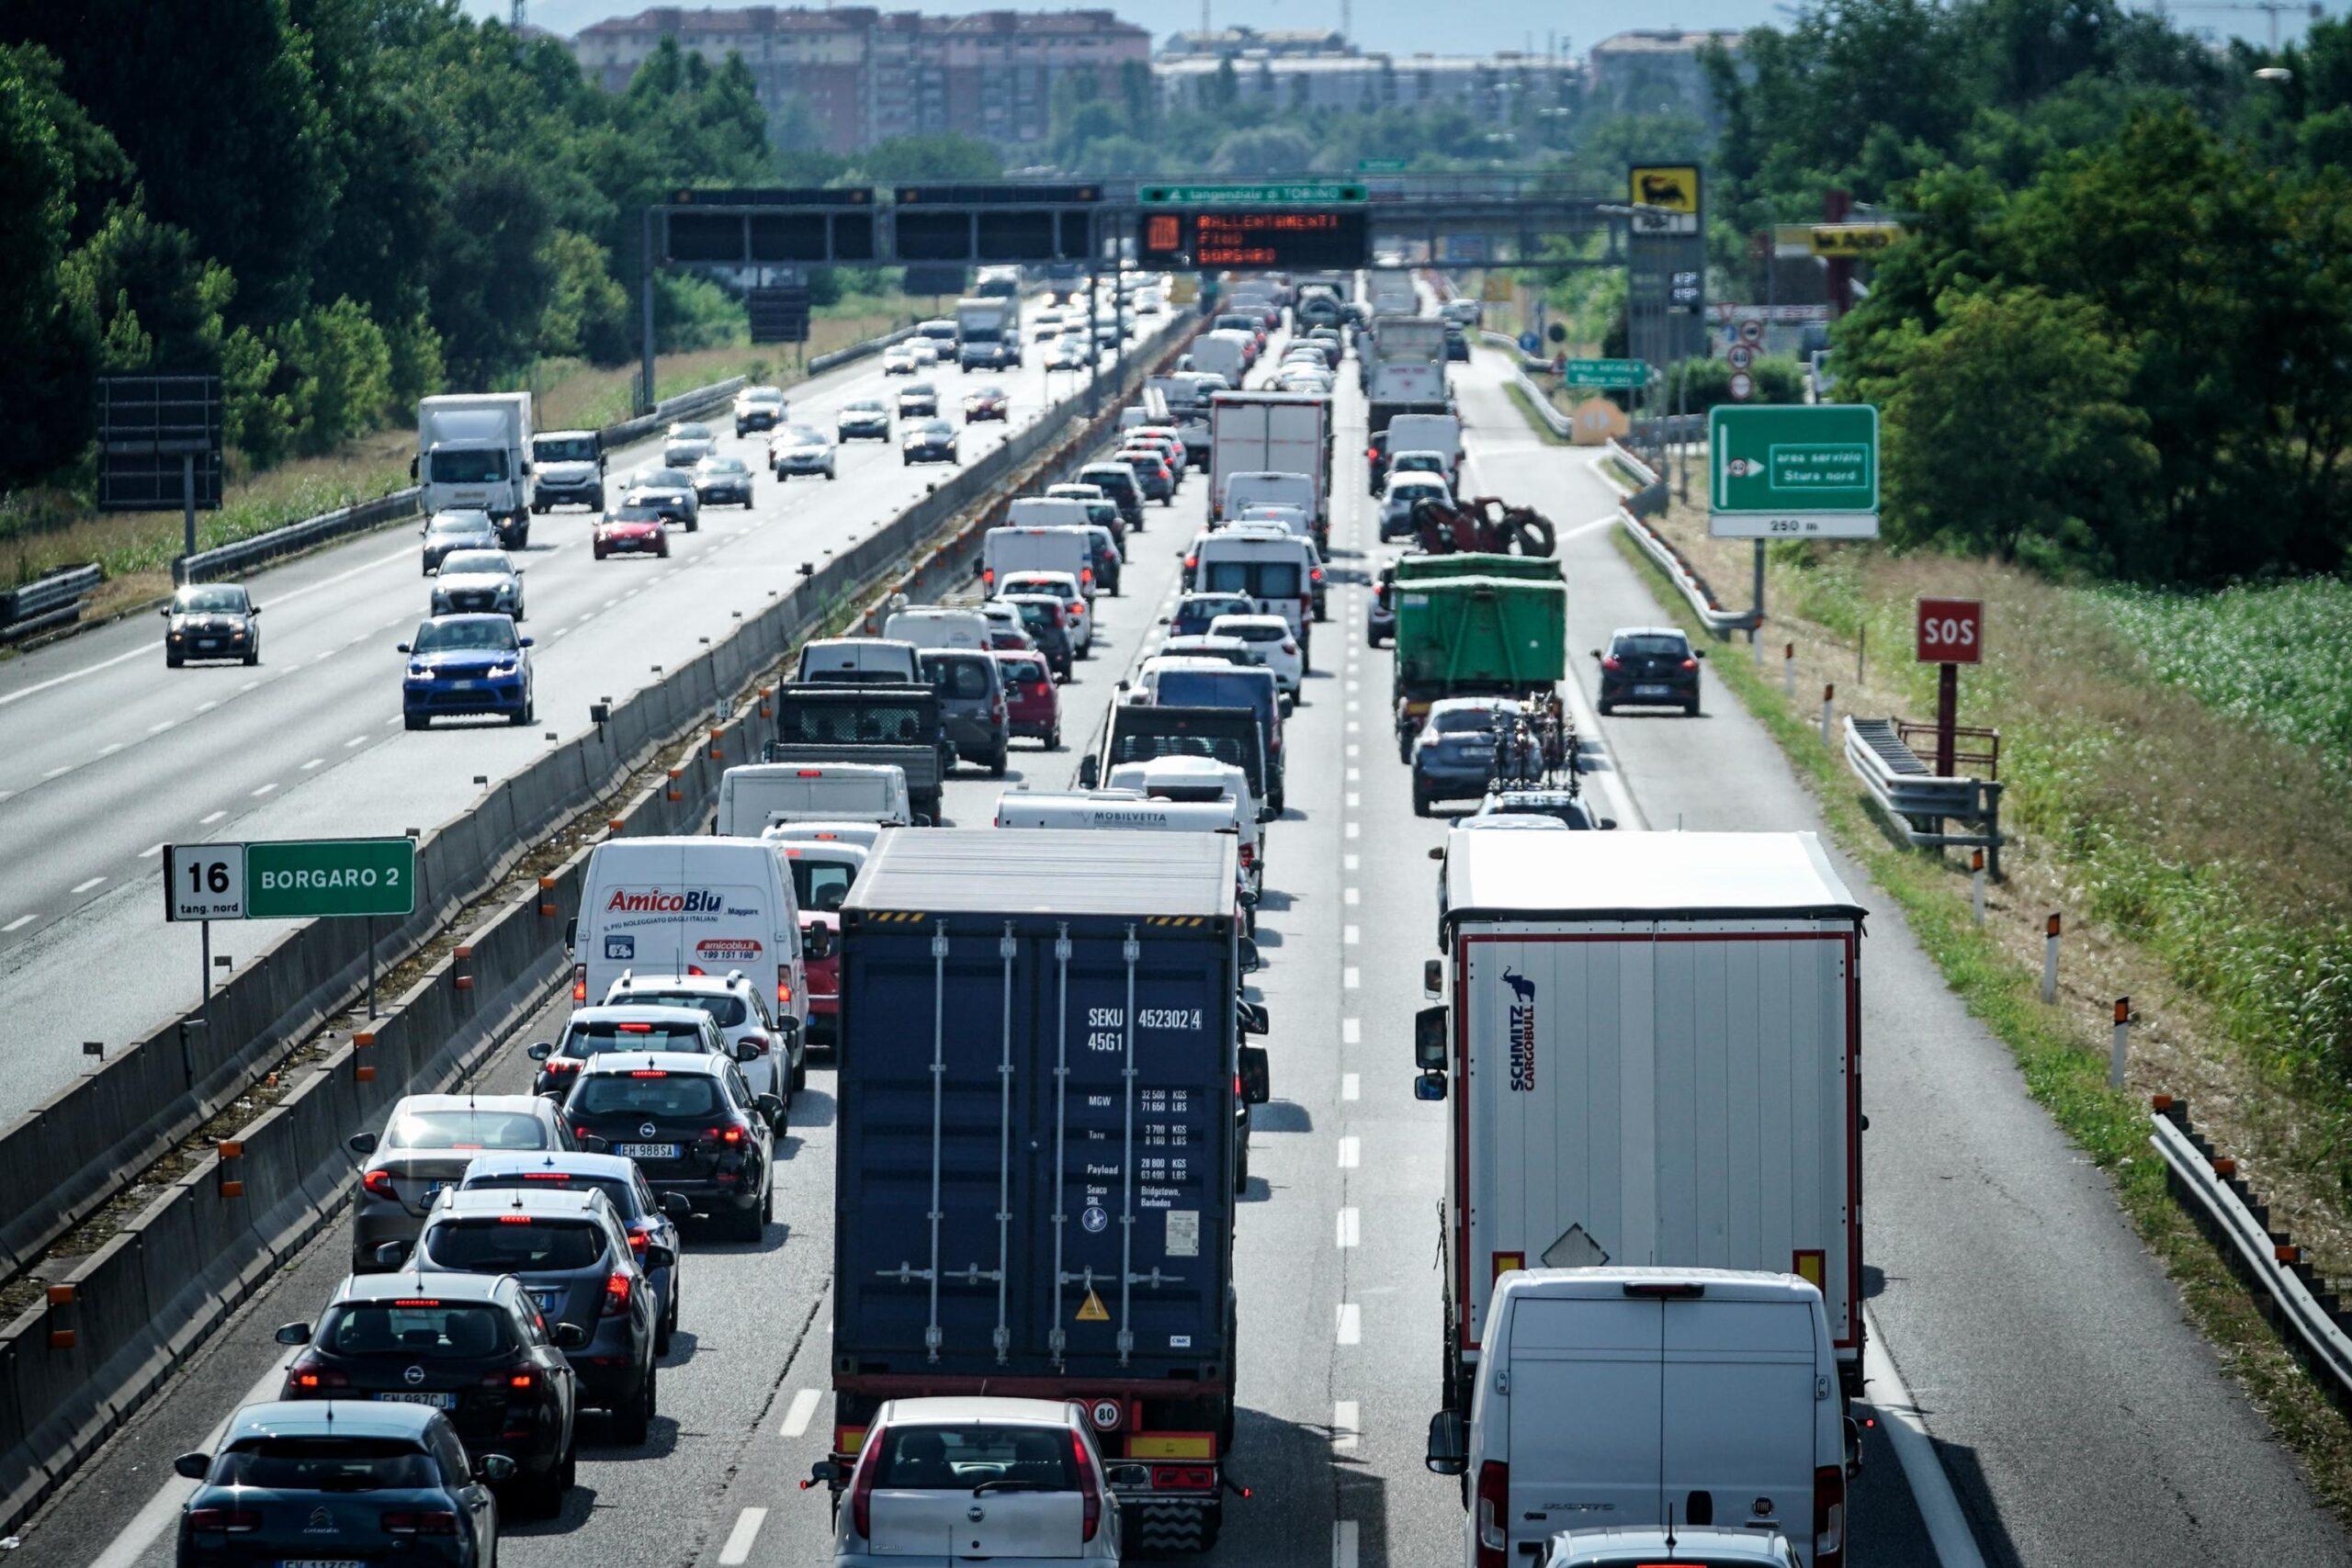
(1102, 756), (1261, 883)
(797, 637), (923, 684)
(981, 525), (1095, 600)
(882, 606), (989, 651)
(1217, 469), (1317, 525)
(1429, 1268), (1853, 1568)
(1385, 411), (1463, 482)
(763, 819), (888, 852)
(1004, 496), (1094, 530)
(571, 837), (808, 1032)
(1190, 530), (1317, 642)
(993, 790), (1254, 917)
(716, 761), (913, 835)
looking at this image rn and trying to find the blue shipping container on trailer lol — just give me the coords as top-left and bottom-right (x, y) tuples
(830, 828), (1254, 1552)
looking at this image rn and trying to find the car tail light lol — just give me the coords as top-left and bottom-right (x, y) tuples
(1601, 656), (1623, 672)
(1071, 1429), (1103, 1542)
(1283, 642), (1297, 656)
(1366, 447), (1377, 459)
(1474, 1460), (1510, 1568)
(628, 1228), (650, 1255)
(1238, 843), (1254, 868)
(1080, 567), (1093, 586)
(982, 568), (995, 588)
(508, 1371), (537, 1391)
(617, 1022), (653, 1033)
(1183, 555), (1197, 570)
(1151, 1464), (1216, 1491)
(544, 1056), (578, 1076)
(187, 1508), (260, 1532)
(1815, 1465), (1846, 1567)
(574, 1124), (594, 1142)
(777, 965), (793, 1007)
(628, 1070), (669, 1079)
(1680, 657), (1699, 671)
(849, 1424), (888, 1539)
(286, 1355), (347, 1393)
(572, 964), (586, 1002)
(601, 1270), (632, 1317)
(382, 1509), (459, 1535)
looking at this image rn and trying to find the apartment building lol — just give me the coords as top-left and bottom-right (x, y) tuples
(1585, 28), (1743, 121)
(1153, 50), (1577, 124)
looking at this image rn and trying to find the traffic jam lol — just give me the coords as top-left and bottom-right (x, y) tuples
(149, 271), (1867, 1568)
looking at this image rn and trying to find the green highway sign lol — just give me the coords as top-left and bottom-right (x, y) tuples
(246, 838), (416, 920)
(1560, 357), (1651, 389)
(1139, 182), (1368, 205)
(1707, 403), (1881, 538)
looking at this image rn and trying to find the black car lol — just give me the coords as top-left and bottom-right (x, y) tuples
(422, 510), (502, 575)
(562, 1052), (782, 1241)
(900, 418), (958, 466)
(162, 583), (261, 667)
(1077, 462), (1145, 532)
(1170, 591), (1255, 640)
(693, 454), (756, 508)
(400, 1188), (666, 1442)
(1443, 325), (1471, 361)
(1595, 626), (1704, 716)
(999, 593), (1073, 681)
(175, 1400), (508, 1568)
(273, 1272), (582, 1515)
(1367, 569), (1396, 648)
(920, 648), (1011, 776)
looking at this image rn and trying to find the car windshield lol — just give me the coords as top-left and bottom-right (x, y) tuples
(382, 1107), (548, 1150)
(1003, 575), (1072, 599)
(562, 1018), (709, 1055)
(697, 456), (748, 476)
(1106, 732), (1251, 772)
(788, 861), (856, 912)
(780, 425), (825, 446)
(429, 449), (506, 484)
(1396, 455), (1443, 471)
(437, 551), (508, 577)
(922, 655), (993, 699)
(536, 436), (596, 462)
(1156, 671), (1268, 713)
(1009, 602), (1060, 632)
(426, 515), (491, 538)
(873, 1424), (1080, 1491)
(476, 1171), (639, 1217)
(572, 1073), (724, 1117)
(1213, 621), (1287, 643)
(670, 423), (711, 440)
(970, 386), (1005, 400)
(1000, 657), (1047, 685)
(174, 587), (246, 613)
(1432, 707), (1504, 734)
(637, 468), (692, 490)
(744, 389), (784, 406)
(412, 619), (517, 654)
(425, 1218), (605, 1272)
(615, 501), (664, 522)
(629, 990), (752, 1029)
(846, 400), (884, 413)
(1173, 598), (1250, 636)
(1203, 560), (1303, 599)
(1617, 635), (1691, 657)
(209, 1438), (437, 1493)
(904, 384), (934, 396)
(317, 1301), (514, 1359)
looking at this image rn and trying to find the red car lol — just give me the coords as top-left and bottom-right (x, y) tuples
(962, 385), (1010, 423)
(594, 502), (670, 560)
(777, 840), (864, 1044)
(990, 649), (1060, 750)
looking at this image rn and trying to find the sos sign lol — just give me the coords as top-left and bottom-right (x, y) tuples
(1916, 598), (1984, 664)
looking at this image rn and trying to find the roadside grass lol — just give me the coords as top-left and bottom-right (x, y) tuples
(1610, 524), (2352, 1519)
(1501, 379), (1573, 446)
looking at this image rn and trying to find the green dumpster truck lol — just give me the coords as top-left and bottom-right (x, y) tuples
(1390, 568), (1567, 761)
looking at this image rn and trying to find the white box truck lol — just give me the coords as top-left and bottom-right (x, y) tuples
(1419, 830), (1868, 1415)
(416, 392), (533, 548)
(1208, 391), (1329, 532)
(1367, 271), (1419, 316)
(1189, 333), (1250, 389)
(1365, 316), (1449, 429)
(955, 297), (1019, 370)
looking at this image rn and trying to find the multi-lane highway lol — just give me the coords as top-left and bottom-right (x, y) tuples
(0, 312), (1154, 1119)
(12, 325), (2347, 1568)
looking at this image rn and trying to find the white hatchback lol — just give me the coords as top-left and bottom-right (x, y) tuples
(1207, 614), (1304, 696)
(998, 570), (1091, 654)
(826, 1396), (1121, 1566)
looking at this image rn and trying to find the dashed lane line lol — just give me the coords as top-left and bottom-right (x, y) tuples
(717, 1506), (767, 1566)
(777, 1387), (822, 1438)
(1336, 1303), (1362, 1345)
(71, 876), (106, 895)
(3, 915), (35, 933)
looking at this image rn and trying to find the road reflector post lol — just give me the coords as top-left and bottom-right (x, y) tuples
(218, 1140), (244, 1199)
(1971, 850), (1986, 927)
(2042, 913), (2062, 1004)
(667, 768), (684, 804)
(453, 943), (474, 993)
(537, 875), (559, 919)
(46, 1284), (74, 1349)
(2110, 997), (2132, 1089)
(607, 818), (626, 834)
(354, 1030), (376, 1083)
(1820, 683), (1836, 749)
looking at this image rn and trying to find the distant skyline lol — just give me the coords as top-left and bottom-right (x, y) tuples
(465, 0), (2308, 58)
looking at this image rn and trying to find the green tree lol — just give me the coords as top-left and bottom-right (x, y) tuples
(0, 45), (97, 484)
(853, 133), (1002, 184)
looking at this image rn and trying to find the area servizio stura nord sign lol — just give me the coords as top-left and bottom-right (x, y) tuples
(1707, 403), (1882, 538)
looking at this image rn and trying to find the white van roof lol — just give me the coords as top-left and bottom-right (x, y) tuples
(1442, 831), (1863, 922)
(1496, 1266), (1829, 1306)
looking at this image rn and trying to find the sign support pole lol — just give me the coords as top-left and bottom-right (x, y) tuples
(638, 207), (658, 419)
(182, 452), (198, 569)
(367, 914), (379, 1020)
(199, 918), (213, 1041)
(1752, 542), (1766, 661)
(1936, 661), (1959, 776)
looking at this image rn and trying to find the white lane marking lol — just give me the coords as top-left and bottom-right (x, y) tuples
(1346, 697), (1360, 713)
(71, 876), (106, 895)
(42, 765), (68, 779)
(552, 626), (571, 637)
(1343, 924), (1359, 945)
(718, 1506), (768, 1565)
(98, 742), (124, 757)
(241, 680), (260, 692)
(1346, 792), (1361, 809)
(1865, 1315), (1990, 1568)
(1335, 1519), (1361, 1568)
(1345, 743), (1360, 758)
(1345, 719), (1360, 733)
(1336, 1303), (1362, 1345)
(198, 701), (219, 713)
(1346, 766), (1360, 782)
(1338, 1208), (1360, 1248)
(200, 810), (227, 825)
(1332, 1402), (1361, 1455)
(3, 915), (35, 933)
(345, 734), (368, 747)
(1343, 966), (1360, 988)
(250, 782), (277, 797)
(384, 716), (401, 726)
(778, 1387), (821, 1438)
(84, 1358), (289, 1568)
(140, 842), (165, 858)
(311, 649), (332, 662)
(0, 790), (11, 803)
(300, 757), (325, 771)
(1337, 1136), (1360, 1168)
(149, 720), (175, 734)
(1343, 1018), (1361, 1044)
(1345, 821), (1360, 840)
(1343, 886), (1360, 905)
(1341, 1072), (1360, 1100)
(1343, 853), (1359, 871)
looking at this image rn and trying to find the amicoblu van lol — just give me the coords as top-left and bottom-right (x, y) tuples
(1427, 1268), (1857, 1568)
(571, 838), (808, 1037)
(716, 761), (914, 835)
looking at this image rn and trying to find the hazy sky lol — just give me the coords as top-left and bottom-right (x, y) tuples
(469, 0), (2297, 61)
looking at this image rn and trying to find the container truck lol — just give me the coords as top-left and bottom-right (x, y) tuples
(828, 829), (1270, 1553)
(415, 391), (533, 548)
(1415, 829), (1868, 1418)
(1207, 391), (1330, 536)
(956, 297), (1021, 370)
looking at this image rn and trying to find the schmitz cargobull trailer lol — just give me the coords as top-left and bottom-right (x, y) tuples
(1418, 830), (1868, 1411)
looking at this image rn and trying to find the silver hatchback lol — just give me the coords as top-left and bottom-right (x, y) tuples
(345, 1095), (572, 1273)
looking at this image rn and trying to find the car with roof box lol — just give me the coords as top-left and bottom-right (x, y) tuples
(272, 1269), (582, 1514)
(560, 1051), (783, 1240)
(345, 1095), (573, 1274)
(174, 1399), (508, 1567)
(389, 1187), (665, 1443)
(455, 1149), (690, 1348)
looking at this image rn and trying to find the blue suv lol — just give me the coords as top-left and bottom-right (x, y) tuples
(401, 614), (535, 730)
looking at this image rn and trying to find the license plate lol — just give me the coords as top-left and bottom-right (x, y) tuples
(374, 1391), (456, 1408)
(281, 1560), (365, 1567)
(615, 1143), (679, 1160)
(1635, 684), (1671, 696)
(450, 679), (480, 691)
(531, 1289), (564, 1313)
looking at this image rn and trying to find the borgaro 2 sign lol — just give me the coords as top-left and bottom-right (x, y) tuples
(164, 837), (416, 922)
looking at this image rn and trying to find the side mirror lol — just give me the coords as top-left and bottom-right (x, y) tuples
(778, 1017), (803, 1046)
(1694, 648), (1707, 659)
(1107, 1461), (1151, 1489)
(735, 1040), (763, 1064)
(1413, 1071), (1448, 1101)
(1428, 846), (1444, 862)
(1157, 615), (1170, 626)
(803, 924), (835, 959)
(1589, 648), (1602, 660)
(1115, 679), (1130, 693)
(477, 1454), (517, 1485)
(577, 1134), (611, 1154)
(662, 1192), (693, 1223)
(374, 1240), (413, 1267)
(1076, 756), (1101, 790)
(1425, 1410), (1468, 1475)
(1416, 1005), (1449, 1070)
(346, 1131), (379, 1156)
(1237, 886), (1260, 909)
(526, 1041), (553, 1060)
(1845, 1416), (1866, 1480)
(249, 604), (262, 615)
(552, 1322), (589, 1349)
(1238, 937), (1263, 974)
(1238, 1044), (1271, 1106)
(754, 1093), (786, 1125)
(807, 1458), (843, 1489)
(1599, 817), (1618, 830)
(158, 606), (171, 618)
(643, 1244), (677, 1270)
(394, 643), (411, 655)
(519, 637), (534, 648)
(175, 1451), (212, 1481)
(274, 1322), (313, 1346)
(1238, 1001), (1268, 1036)
(1423, 959), (1443, 999)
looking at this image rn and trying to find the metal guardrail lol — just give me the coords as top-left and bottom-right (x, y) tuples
(177, 488), (423, 585)
(2152, 1100), (2352, 1409)
(0, 564), (105, 641)
(1600, 437), (1757, 638)
(1510, 365), (1573, 437)
(1844, 716), (2005, 874)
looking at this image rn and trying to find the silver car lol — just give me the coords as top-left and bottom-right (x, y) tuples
(769, 423), (839, 480)
(838, 400), (892, 442)
(428, 548), (525, 620)
(662, 421), (718, 467)
(345, 1094), (573, 1272)
(421, 509), (501, 575)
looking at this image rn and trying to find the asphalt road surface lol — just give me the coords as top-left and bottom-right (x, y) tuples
(17, 334), (2345, 1568)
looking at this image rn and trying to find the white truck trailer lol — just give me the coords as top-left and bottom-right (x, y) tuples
(1208, 391), (1330, 536)
(954, 296), (1020, 370)
(416, 391), (533, 547)
(1419, 829), (1869, 1414)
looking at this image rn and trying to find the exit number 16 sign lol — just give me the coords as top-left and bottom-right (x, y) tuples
(1916, 597), (1984, 664)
